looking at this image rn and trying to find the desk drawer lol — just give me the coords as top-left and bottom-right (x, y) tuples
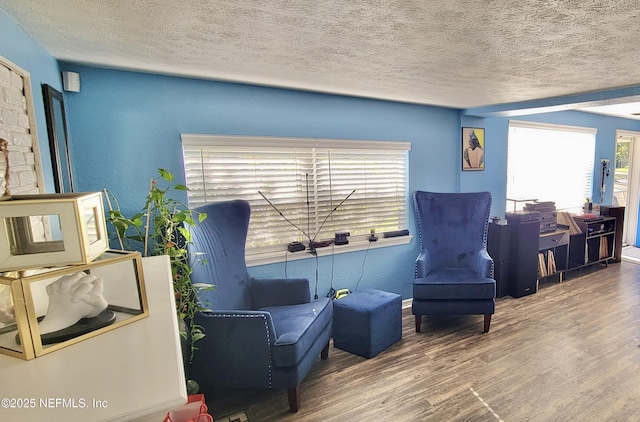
(539, 232), (569, 250)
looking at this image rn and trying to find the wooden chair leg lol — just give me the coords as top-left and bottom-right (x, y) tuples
(288, 387), (300, 413)
(483, 314), (492, 333)
(321, 341), (329, 360)
(415, 314), (422, 333)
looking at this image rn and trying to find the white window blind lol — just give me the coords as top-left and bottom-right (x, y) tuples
(507, 121), (596, 210)
(181, 135), (410, 256)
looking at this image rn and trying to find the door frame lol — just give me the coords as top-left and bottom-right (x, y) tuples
(615, 130), (639, 246)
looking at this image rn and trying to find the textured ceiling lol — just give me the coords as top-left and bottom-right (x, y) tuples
(3, 0), (640, 111)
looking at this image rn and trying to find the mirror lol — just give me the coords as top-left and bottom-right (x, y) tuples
(6, 214), (65, 255)
(42, 84), (74, 193)
(84, 206), (101, 244)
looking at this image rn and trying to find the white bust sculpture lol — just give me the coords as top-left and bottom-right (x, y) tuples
(38, 272), (109, 335)
(0, 285), (14, 325)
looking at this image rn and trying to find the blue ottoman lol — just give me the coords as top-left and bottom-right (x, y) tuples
(333, 288), (402, 358)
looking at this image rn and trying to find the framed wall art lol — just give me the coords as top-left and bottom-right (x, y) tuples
(42, 84), (74, 192)
(462, 127), (485, 171)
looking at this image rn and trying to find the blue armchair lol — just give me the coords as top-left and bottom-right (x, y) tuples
(412, 191), (496, 333)
(187, 200), (333, 413)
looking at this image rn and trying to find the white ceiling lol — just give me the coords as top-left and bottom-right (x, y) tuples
(3, 0), (640, 117)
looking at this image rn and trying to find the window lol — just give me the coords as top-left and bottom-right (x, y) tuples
(181, 135), (410, 262)
(506, 121), (596, 211)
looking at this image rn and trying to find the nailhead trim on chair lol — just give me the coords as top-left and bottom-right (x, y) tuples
(412, 192), (424, 279)
(261, 313), (273, 388)
(482, 194), (494, 278)
(207, 312), (274, 388)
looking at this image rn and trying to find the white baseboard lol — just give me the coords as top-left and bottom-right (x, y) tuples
(402, 298), (412, 309)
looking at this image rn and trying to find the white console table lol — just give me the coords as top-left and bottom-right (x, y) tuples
(0, 255), (187, 421)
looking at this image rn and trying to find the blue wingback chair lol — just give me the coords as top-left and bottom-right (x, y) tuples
(187, 200), (333, 413)
(412, 191), (496, 333)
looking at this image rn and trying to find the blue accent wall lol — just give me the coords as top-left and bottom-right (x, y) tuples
(58, 63), (464, 298)
(460, 114), (507, 218)
(0, 9), (63, 192)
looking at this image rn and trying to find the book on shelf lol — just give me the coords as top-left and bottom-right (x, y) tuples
(585, 244), (589, 263)
(538, 250), (557, 278)
(548, 250), (556, 274)
(538, 253), (547, 277)
(599, 236), (609, 260)
(557, 211), (582, 235)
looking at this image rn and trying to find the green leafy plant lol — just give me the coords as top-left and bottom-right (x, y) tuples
(105, 168), (211, 362)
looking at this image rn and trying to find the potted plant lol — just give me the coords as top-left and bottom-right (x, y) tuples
(104, 169), (211, 369)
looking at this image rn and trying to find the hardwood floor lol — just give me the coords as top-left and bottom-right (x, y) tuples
(206, 261), (640, 421)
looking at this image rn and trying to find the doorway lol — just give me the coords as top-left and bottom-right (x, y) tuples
(614, 130), (639, 247)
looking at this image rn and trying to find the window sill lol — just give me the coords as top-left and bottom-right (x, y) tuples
(246, 235), (413, 267)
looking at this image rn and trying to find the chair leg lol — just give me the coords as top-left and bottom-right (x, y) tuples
(415, 315), (422, 333)
(288, 387), (300, 413)
(321, 341), (329, 360)
(483, 314), (492, 333)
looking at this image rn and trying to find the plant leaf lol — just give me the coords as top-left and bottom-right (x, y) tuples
(159, 168), (174, 182)
(179, 228), (192, 242)
(191, 333), (205, 342)
(192, 283), (214, 289)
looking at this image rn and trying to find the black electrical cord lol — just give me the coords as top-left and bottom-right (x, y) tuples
(353, 239), (373, 292)
(326, 152), (336, 300)
(284, 249), (289, 278)
(313, 252), (319, 299)
(326, 242), (336, 299)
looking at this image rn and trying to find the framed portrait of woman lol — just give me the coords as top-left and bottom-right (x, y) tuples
(462, 127), (485, 171)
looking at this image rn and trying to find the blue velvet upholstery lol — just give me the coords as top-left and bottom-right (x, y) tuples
(187, 200), (332, 413)
(333, 289), (402, 358)
(412, 191), (496, 333)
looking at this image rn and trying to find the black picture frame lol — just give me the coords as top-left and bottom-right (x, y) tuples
(462, 127), (485, 171)
(42, 84), (74, 192)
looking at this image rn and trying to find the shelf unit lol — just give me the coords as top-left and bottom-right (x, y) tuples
(538, 229), (570, 282)
(600, 205), (625, 263)
(491, 213), (617, 299)
(568, 216), (616, 269)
